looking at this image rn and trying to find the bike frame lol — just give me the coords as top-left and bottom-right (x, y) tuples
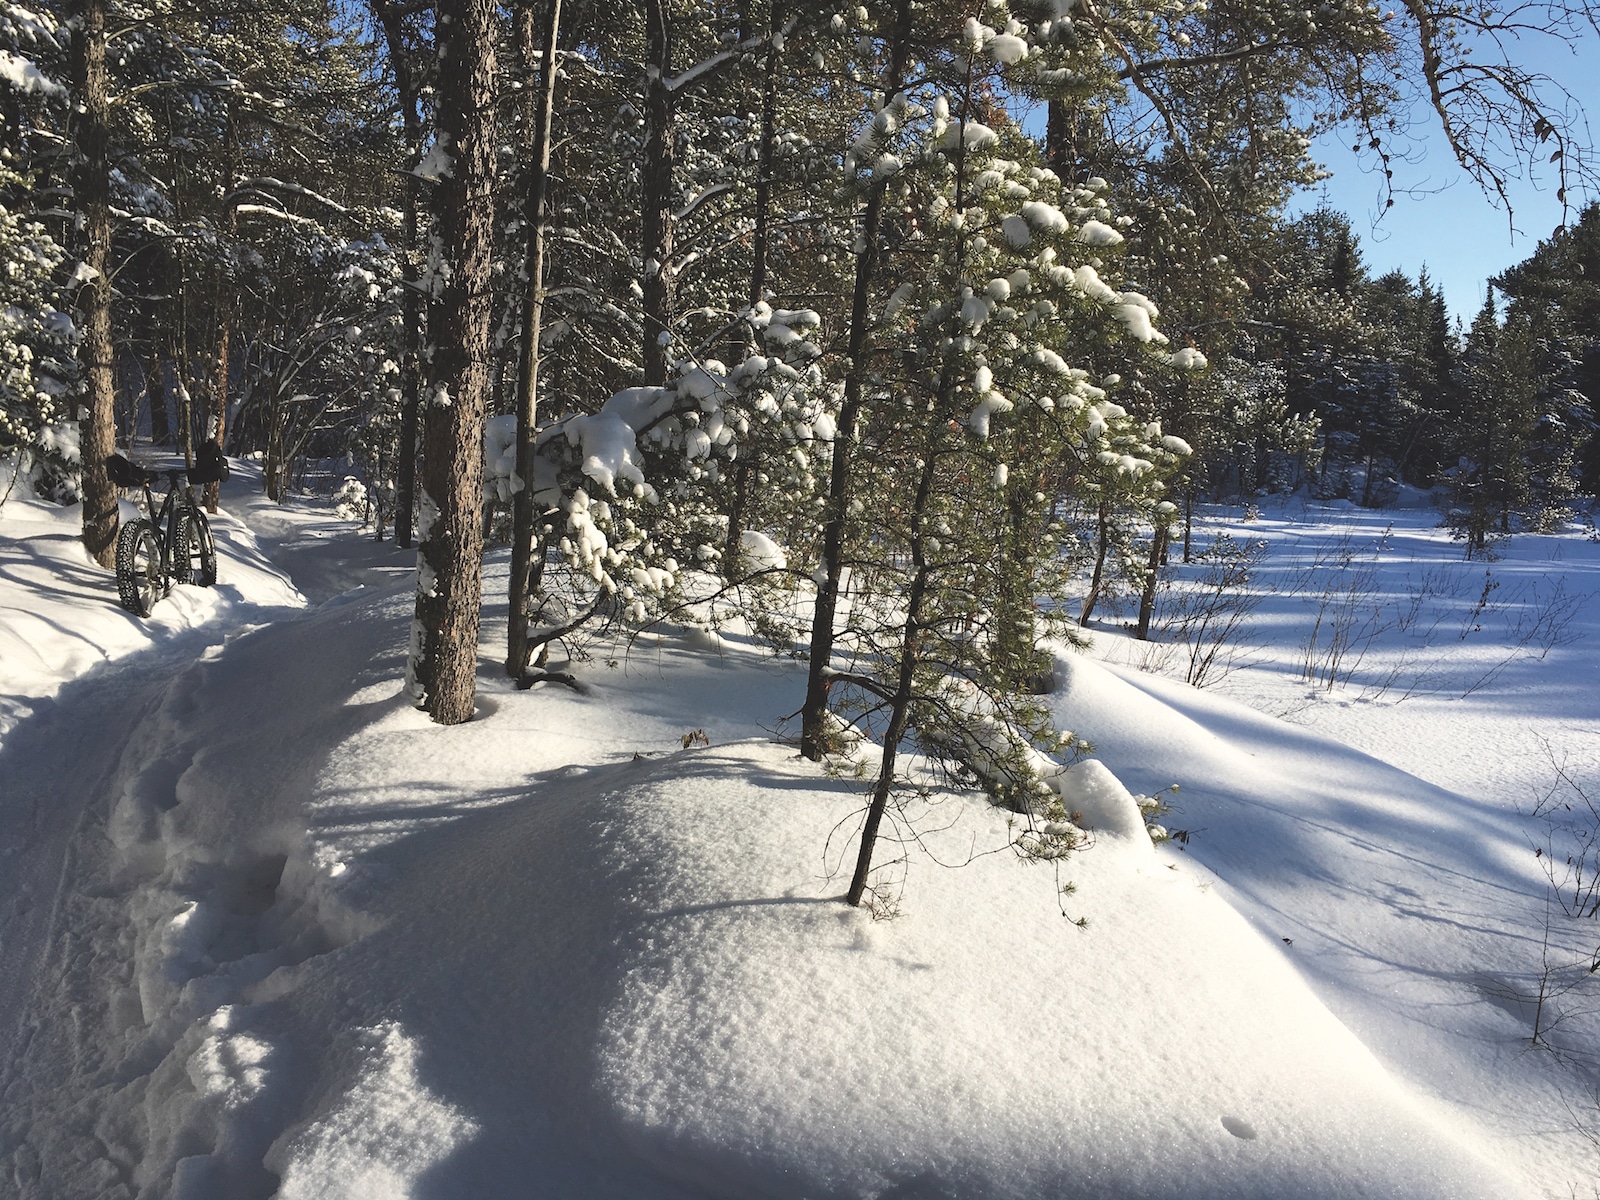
(132, 468), (201, 581)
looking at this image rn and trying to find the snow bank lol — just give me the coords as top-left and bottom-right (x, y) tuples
(4, 568), (1527, 1198)
(0, 461), (304, 746)
(1046, 640), (1593, 1197)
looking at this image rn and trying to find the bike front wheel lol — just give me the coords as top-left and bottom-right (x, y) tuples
(115, 519), (165, 616)
(174, 506), (217, 587)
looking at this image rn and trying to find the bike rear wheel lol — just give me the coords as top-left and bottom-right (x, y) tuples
(115, 519), (165, 616)
(174, 506), (217, 587)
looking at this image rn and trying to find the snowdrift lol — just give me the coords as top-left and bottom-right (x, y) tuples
(6, 572), (1527, 1198)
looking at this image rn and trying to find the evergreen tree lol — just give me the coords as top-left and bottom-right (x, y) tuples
(1446, 290), (1530, 554)
(405, 0), (499, 725)
(1496, 202), (1600, 498)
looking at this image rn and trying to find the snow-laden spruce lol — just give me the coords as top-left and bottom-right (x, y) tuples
(484, 302), (829, 629)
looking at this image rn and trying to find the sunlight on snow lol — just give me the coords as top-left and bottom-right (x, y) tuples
(273, 1022), (477, 1199)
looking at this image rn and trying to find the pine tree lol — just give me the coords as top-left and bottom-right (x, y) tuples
(1446, 290), (1534, 554)
(405, 0), (499, 725)
(66, 0), (118, 566)
(1496, 202), (1600, 500)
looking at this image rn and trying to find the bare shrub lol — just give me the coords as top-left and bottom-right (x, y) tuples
(1293, 537), (1392, 690)
(1154, 534), (1268, 688)
(1523, 742), (1600, 1048)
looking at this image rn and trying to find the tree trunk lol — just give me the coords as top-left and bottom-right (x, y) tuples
(264, 389), (286, 502)
(207, 303), (231, 510)
(748, 7), (780, 311)
(174, 269), (200, 470)
(69, 0), (117, 568)
(147, 348), (170, 445)
(406, 0), (498, 726)
(847, 450), (937, 908)
(1079, 499), (1111, 625)
(206, 118), (237, 513)
(1044, 99), (1073, 177)
(800, 0), (913, 760)
(508, 0), (563, 679)
(176, 376), (194, 467)
(721, 0), (783, 576)
(1135, 522), (1167, 640)
(375, 0), (425, 549)
(640, 0), (675, 385)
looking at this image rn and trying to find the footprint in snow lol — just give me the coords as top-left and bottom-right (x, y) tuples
(1221, 1116), (1258, 1140)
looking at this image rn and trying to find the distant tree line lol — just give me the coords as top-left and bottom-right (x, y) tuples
(1181, 202), (1598, 557)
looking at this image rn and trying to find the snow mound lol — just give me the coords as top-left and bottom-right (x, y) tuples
(1057, 757), (1150, 852)
(67, 607), (1523, 1197)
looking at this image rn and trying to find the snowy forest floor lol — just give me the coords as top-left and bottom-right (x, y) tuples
(1, 462), (1598, 1199)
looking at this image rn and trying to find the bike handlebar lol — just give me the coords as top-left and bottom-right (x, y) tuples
(106, 448), (227, 489)
(105, 454), (193, 490)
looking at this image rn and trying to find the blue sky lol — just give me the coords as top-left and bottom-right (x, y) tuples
(1297, 131), (1582, 327)
(1011, 30), (1597, 327)
(1292, 31), (1598, 326)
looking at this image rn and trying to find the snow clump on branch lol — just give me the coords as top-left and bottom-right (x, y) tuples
(484, 304), (829, 623)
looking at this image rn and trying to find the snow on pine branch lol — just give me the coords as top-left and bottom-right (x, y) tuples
(485, 305), (828, 622)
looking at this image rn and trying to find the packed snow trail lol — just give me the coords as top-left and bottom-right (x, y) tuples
(0, 627), (235, 1093)
(0, 582), (422, 1198)
(0, 466), (409, 1196)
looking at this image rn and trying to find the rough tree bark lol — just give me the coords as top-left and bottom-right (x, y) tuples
(405, 0), (498, 726)
(68, 0), (117, 567)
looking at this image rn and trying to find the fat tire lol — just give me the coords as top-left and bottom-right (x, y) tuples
(178, 506), (217, 587)
(115, 519), (164, 616)
(170, 511), (191, 584)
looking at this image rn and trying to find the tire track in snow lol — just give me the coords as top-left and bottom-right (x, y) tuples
(0, 629), (230, 1192)
(2, 584), (415, 1198)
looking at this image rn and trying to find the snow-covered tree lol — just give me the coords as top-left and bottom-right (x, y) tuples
(733, 4), (1203, 902)
(0, 2), (74, 494)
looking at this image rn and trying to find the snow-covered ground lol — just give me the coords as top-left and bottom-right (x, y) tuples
(1, 463), (1596, 1198)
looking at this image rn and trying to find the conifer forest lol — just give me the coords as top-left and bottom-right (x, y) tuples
(5, 0), (1597, 729)
(7, 3), (1600, 1196)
